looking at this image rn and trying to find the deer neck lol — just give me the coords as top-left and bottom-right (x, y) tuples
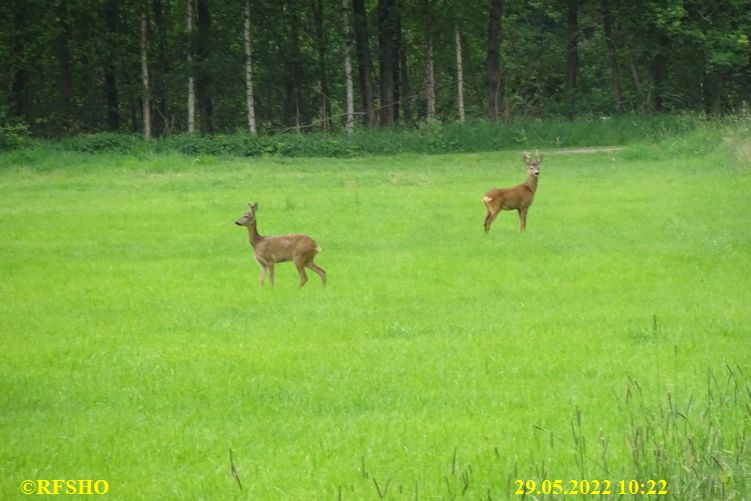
(524, 174), (538, 194)
(247, 220), (263, 247)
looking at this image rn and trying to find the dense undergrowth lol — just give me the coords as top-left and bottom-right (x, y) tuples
(2, 114), (749, 161)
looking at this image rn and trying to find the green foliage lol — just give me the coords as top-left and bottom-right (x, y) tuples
(0, 113), (31, 150)
(55, 133), (144, 154)
(3, 0), (751, 136)
(37, 115), (749, 160)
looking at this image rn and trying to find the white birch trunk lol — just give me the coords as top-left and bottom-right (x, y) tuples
(141, 11), (151, 139)
(186, 0), (195, 133)
(454, 24), (465, 122)
(426, 39), (436, 119)
(342, 0), (354, 135)
(244, 0), (257, 134)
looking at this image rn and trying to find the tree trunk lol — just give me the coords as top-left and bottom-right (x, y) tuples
(11, 0), (29, 119)
(57, 0), (72, 131)
(652, 32), (669, 111)
(378, 0), (397, 126)
(284, 0), (303, 131)
(425, 40), (435, 119)
(186, 0), (195, 133)
(565, 0), (579, 93)
(140, 10), (152, 140)
(395, 5), (410, 124)
(196, 0), (213, 133)
(244, 0), (257, 134)
(352, 0), (375, 126)
(423, 0), (435, 120)
(486, 0), (504, 120)
(152, 0), (170, 135)
(341, 0), (355, 135)
(103, 0), (120, 130)
(701, 60), (728, 115)
(600, 0), (622, 112)
(313, 0), (331, 130)
(455, 24), (465, 122)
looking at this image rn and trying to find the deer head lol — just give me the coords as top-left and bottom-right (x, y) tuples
(523, 151), (543, 178)
(235, 202), (258, 226)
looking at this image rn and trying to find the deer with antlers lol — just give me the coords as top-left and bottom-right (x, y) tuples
(482, 151), (543, 234)
(235, 202), (326, 288)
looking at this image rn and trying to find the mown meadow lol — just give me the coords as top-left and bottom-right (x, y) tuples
(1, 122), (750, 499)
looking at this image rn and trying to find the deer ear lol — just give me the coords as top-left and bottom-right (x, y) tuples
(251, 202), (258, 212)
(523, 152), (531, 163)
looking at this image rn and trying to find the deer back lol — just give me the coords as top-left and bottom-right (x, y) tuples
(253, 234), (320, 263)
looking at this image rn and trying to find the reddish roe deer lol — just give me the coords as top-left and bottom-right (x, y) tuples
(235, 202), (326, 288)
(482, 151), (542, 234)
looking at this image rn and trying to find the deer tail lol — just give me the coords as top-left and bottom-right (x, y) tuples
(482, 195), (493, 204)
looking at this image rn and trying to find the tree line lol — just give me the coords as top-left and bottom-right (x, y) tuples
(2, 0), (750, 138)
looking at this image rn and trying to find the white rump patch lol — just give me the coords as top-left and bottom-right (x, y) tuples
(482, 196), (493, 203)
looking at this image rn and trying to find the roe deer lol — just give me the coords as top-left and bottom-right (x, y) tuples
(235, 202), (326, 288)
(482, 151), (542, 234)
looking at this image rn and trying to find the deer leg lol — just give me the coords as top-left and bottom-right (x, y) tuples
(306, 261), (327, 287)
(518, 208), (528, 232)
(485, 210), (500, 233)
(258, 265), (267, 287)
(483, 198), (493, 233)
(295, 261), (309, 288)
(267, 261), (276, 288)
(255, 257), (268, 287)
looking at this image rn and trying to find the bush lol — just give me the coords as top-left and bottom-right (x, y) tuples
(25, 114), (746, 159)
(56, 133), (142, 154)
(0, 115), (31, 150)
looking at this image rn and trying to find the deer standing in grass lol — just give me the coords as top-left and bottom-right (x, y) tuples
(235, 202), (326, 288)
(482, 151), (542, 234)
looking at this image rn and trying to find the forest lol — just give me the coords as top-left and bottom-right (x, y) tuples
(1, 0), (750, 139)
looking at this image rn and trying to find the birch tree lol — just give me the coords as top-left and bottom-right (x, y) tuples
(455, 23), (465, 122)
(140, 8), (151, 139)
(342, 0), (355, 135)
(313, 0), (331, 130)
(186, 0), (195, 133)
(423, 0), (435, 119)
(244, 0), (257, 134)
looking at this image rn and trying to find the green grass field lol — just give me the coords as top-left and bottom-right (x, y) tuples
(1, 142), (750, 499)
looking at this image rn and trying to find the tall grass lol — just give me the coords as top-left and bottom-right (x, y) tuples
(527, 366), (750, 500)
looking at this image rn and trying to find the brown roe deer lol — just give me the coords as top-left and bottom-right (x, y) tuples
(482, 151), (542, 233)
(235, 202), (326, 288)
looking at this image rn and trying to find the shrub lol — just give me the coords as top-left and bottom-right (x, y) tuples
(56, 133), (142, 154)
(28, 114), (748, 159)
(0, 115), (31, 150)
